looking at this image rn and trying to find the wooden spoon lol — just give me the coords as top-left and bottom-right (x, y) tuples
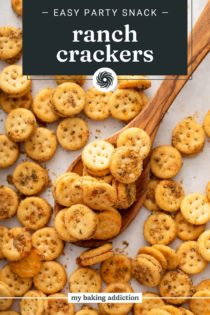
(55, 1), (210, 247)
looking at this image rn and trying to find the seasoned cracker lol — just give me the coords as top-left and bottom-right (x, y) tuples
(138, 246), (168, 270)
(33, 261), (67, 294)
(0, 65), (31, 96)
(24, 127), (57, 162)
(20, 290), (46, 315)
(55, 75), (85, 85)
(172, 117), (205, 155)
(189, 290), (210, 315)
(0, 227), (8, 259)
(143, 212), (177, 245)
(52, 82), (85, 117)
(118, 75), (151, 90)
(64, 204), (98, 240)
(32, 227), (64, 261)
(77, 243), (113, 267)
(110, 147), (143, 184)
(133, 292), (165, 315)
(196, 279), (210, 291)
(0, 27), (22, 60)
(203, 110), (210, 137)
(175, 212), (205, 241)
(159, 270), (194, 305)
(144, 179), (160, 211)
(113, 180), (136, 209)
(10, 248), (42, 278)
(161, 305), (182, 315)
(110, 89), (144, 121)
(179, 308), (194, 315)
(11, 0), (22, 15)
(32, 88), (59, 123)
(54, 209), (77, 242)
(0, 92), (32, 113)
(177, 241), (207, 274)
(83, 167), (113, 184)
(5, 108), (36, 142)
(132, 253), (163, 287)
(0, 264), (32, 296)
(93, 208), (122, 240)
(180, 193), (210, 225)
(206, 181), (210, 202)
(69, 267), (102, 293)
(13, 161), (48, 195)
(155, 180), (185, 212)
(0, 186), (19, 220)
(75, 310), (98, 315)
(84, 88), (111, 120)
(147, 310), (170, 315)
(47, 293), (75, 315)
(83, 166), (111, 177)
(150, 146), (183, 179)
(198, 230), (210, 261)
(0, 312), (20, 315)
(17, 196), (51, 230)
(117, 127), (151, 159)
(82, 140), (114, 172)
(57, 118), (89, 151)
(0, 135), (19, 169)
(153, 245), (179, 270)
(100, 254), (132, 284)
(0, 281), (13, 311)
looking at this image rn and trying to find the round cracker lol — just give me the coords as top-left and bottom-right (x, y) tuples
(17, 196), (51, 230)
(133, 292), (165, 315)
(206, 181), (210, 202)
(69, 267), (102, 293)
(57, 118), (89, 151)
(47, 293), (75, 315)
(172, 117), (205, 155)
(113, 180), (136, 209)
(196, 279), (210, 292)
(203, 110), (210, 137)
(144, 179), (160, 211)
(0, 135), (19, 169)
(138, 246), (168, 270)
(198, 230), (210, 261)
(153, 245), (179, 270)
(24, 127), (57, 162)
(143, 212), (177, 245)
(180, 193), (210, 225)
(84, 88), (111, 120)
(0, 281), (13, 311)
(54, 209), (77, 242)
(175, 212), (205, 241)
(0, 92), (32, 113)
(189, 290), (210, 315)
(0, 226), (8, 259)
(32, 227), (64, 261)
(20, 290), (46, 315)
(179, 308), (194, 315)
(11, 0), (22, 15)
(161, 305), (182, 315)
(78, 243), (113, 267)
(0, 27), (22, 60)
(55, 75), (85, 86)
(0, 186), (19, 220)
(147, 310), (170, 315)
(118, 75), (151, 90)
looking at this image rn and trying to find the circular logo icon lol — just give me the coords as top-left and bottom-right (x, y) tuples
(93, 68), (117, 92)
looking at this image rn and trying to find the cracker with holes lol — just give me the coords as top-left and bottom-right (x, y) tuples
(77, 243), (113, 266)
(100, 254), (132, 284)
(24, 127), (57, 162)
(0, 65), (31, 96)
(2, 227), (32, 261)
(54, 172), (82, 207)
(181, 193), (210, 225)
(20, 290), (46, 315)
(84, 88), (112, 120)
(133, 292), (165, 315)
(0, 92), (32, 113)
(64, 204), (97, 240)
(196, 279), (210, 291)
(0, 226), (8, 259)
(143, 212), (177, 245)
(32, 88), (59, 123)
(175, 212), (205, 241)
(57, 118), (89, 151)
(69, 267), (102, 293)
(177, 241), (207, 274)
(110, 89), (144, 121)
(54, 209), (77, 242)
(0, 264), (32, 296)
(132, 253), (163, 287)
(33, 261), (67, 294)
(159, 270), (194, 305)
(52, 82), (85, 117)
(0, 27), (22, 60)
(55, 75), (85, 86)
(138, 246), (168, 270)
(110, 147), (143, 184)
(198, 230), (210, 261)
(144, 179), (160, 211)
(117, 127), (151, 159)
(102, 283), (133, 315)
(0, 281), (13, 311)
(206, 181), (210, 201)
(83, 181), (116, 210)
(5, 108), (36, 142)
(155, 180), (185, 212)
(0, 186), (19, 220)
(11, 0), (22, 15)
(17, 196), (51, 230)
(47, 293), (75, 315)
(10, 248), (43, 278)
(118, 75), (151, 90)
(1, 134), (19, 166)
(93, 207), (122, 240)
(82, 140), (114, 172)
(150, 145), (182, 179)
(153, 245), (179, 270)
(113, 180), (136, 209)
(172, 117), (205, 155)
(13, 161), (48, 195)
(203, 110), (210, 137)
(189, 291), (210, 315)
(32, 227), (64, 261)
